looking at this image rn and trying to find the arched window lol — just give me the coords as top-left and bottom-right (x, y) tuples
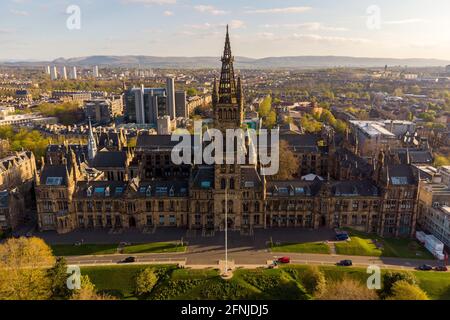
(229, 178), (235, 190)
(221, 178), (226, 190)
(228, 200), (233, 214)
(219, 109), (223, 119)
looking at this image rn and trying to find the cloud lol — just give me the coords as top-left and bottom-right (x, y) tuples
(290, 34), (371, 44)
(229, 20), (245, 29)
(164, 10), (174, 16)
(121, 0), (176, 5)
(194, 5), (228, 16)
(256, 32), (370, 44)
(10, 9), (29, 16)
(384, 18), (428, 25)
(246, 6), (312, 14)
(261, 22), (347, 31)
(185, 20), (245, 31)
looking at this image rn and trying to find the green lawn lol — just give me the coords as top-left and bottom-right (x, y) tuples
(122, 242), (186, 254)
(270, 242), (331, 254)
(334, 229), (434, 259)
(81, 264), (450, 300)
(51, 244), (118, 256)
(50, 242), (186, 256)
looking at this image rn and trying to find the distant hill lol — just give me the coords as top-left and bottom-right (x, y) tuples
(3, 55), (449, 69)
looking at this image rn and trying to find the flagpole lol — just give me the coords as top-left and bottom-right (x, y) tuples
(225, 186), (228, 275)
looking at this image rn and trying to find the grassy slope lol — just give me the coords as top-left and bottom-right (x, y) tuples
(122, 242), (186, 254)
(51, 244), (118, 256)
(81, 265), (450, 300)
(335, 229), (434, 259)
(270, 242), (331, 254)
(51, 242), (186, 256)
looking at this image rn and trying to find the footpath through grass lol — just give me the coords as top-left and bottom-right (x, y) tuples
(334, 229), (434, 260)
(50, 242), (186, 256)
(81, 264), (450, 300)
(270, 242), (331, 254)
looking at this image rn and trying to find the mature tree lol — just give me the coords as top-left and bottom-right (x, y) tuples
(434, 154), (450, 167)
(301, 266), (326, 297)
(387, 281), (428, 300)
(0, 237), (55, 300)
(300, 115), (323, 133)
(317, 278), (378, 300)
(135, 268), (158, 295)
(381, 271), (417, 298)
(47, 257), (72, 300)
(258, 95), (272, 118)
(269, 140), (299, 181)
(71, 275), (115, 300)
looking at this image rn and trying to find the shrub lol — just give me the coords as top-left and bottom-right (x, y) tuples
(381, 271), (417, 297)
(387, 280), (428, 300)
(135, 268), (158, 296)
(317, 278), (378, 300)
(301, 266), (326, 296)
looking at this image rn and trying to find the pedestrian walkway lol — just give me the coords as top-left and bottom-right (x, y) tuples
(327, 241), (337, 254)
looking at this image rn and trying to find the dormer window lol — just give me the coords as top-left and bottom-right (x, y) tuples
(169, 187), (175, 197)
(146, 186), (152, 197)
(105, 187), (110, 197)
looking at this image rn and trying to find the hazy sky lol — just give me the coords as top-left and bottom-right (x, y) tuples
(1, 0), (450, 60)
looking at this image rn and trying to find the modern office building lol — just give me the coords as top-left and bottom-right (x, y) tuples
(166, 77), (176, 120)
(60, 66), (68, 80)
(175, 91), (188, 118)
(93, 66), (99, 78)
(84, 96), (124, 124)
(50, 66), (58, 80)
(125, 78), (186, 125)
(70, 66), (78, 80)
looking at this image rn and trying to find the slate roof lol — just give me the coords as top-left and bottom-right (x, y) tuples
(266, 180), (322, 197)
(75, 181), (128, 198)
(91, 151), (127, 168)
(0, 190), (8, 208)
(40, 165), (69, 186)
(241, 166), (263, 188)
(192, 166), (215, 189)
(388, 164), (417, 185)
(331, 180), (379, 197)
(130, 180), (189, 198)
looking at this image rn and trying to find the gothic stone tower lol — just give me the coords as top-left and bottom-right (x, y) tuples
(213, 25), (244, 131)
(213, 26), (245, 231)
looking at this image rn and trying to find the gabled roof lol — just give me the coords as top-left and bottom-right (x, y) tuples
(40, 165), (69, 186)
(91, 151), (127, 168)
(388, 164), (417, 185)
(331, 180), (379, 197)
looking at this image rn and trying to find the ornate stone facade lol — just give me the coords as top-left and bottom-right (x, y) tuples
(35, 28), (419, 238)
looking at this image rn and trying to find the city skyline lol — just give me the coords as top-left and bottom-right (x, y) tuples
(1, 0), (450, 61)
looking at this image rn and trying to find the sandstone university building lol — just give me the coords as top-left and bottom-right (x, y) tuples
(36, 28), (419, 238)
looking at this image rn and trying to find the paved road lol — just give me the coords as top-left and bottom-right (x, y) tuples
(35, 228), (443, 270)
(66, 246), (440, 271)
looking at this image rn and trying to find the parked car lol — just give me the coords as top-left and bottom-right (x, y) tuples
(434, 266), (448, 272)
(277, 257), (291, 264)
(417, 264), (433, 271)
(337, 260), (353, 266)
(336, 234), (349, 241)
(119, 256), (136, 264)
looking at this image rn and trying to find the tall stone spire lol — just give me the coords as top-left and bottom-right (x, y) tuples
(87, 117), (97, 161)
(213, 26), (244, 131)
(219, 25), (237, 104)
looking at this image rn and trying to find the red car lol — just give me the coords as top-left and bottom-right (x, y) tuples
(277, 257), (291, 264)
